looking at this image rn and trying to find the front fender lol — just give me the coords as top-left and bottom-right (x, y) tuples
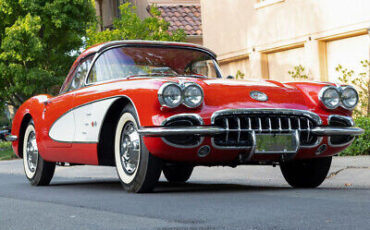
(284, 81), (352, 124)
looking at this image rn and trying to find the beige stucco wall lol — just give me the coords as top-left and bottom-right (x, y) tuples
(201, 0), (370, 81)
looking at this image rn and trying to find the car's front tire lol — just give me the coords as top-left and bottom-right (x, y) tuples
(23, 120), (55, 186)
(280, 157), (332, 188)
(114, 105), (162, 193)
(163, 164), (194, 183)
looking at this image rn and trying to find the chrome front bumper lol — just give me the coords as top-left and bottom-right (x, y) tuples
(139, 110), (363, 159)
(138, 126), (364, 137)
(5, 135), (18, 142)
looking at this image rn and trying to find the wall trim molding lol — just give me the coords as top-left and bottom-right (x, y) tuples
(260, 41), (305, 54)
(218, 53), (250, 64)
(316, 28), (369, 42)
(254, 0), (285, 9)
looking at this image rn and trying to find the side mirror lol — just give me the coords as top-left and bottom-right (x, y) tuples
(226, 75), (235, 79)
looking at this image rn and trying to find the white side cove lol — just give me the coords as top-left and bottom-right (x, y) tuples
(49, 98), (118, 143)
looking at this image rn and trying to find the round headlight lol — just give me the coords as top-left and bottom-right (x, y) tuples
(158, 83), (182, 108)
(319, 86), (340, 109)
(341, 86), (359, 109)
(183, 83), (204, 108)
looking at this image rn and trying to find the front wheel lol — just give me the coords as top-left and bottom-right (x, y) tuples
(23, 121), (55, 186)
(280, 157), (332, 188)
(114, 105), (162, 193)
(163, 164), (194, 183)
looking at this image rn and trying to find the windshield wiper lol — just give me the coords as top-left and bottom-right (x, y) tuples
(127, 73), (207, 79)
(178, 74), (207, 79)
(128, 73), (178, 78)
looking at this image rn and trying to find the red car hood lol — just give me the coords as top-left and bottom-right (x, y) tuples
(166, 78), (310, 110)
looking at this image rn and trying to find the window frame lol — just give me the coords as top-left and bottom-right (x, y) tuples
(59, 54), (95, 95)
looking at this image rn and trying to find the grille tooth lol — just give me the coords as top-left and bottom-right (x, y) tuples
(213, 113), (318, 148)
(278, 117), (282, 132)
(224, 117), (229, 142)
(268, 118), (272, 132)
(258, 117), (262, 133)
(236, 117), (241, 143)
(248, 117), (252, 130)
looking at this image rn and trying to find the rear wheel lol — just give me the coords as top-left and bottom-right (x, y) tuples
(23, 121), (55, 186)
(163, 164), (194, 183)
(114, 105), (162, 193)
(280, 157), (332, 188)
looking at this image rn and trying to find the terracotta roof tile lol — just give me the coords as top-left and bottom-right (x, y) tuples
(157, 5), (202, 36)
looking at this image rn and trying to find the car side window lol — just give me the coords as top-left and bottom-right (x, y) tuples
(68, 56), (93, 92)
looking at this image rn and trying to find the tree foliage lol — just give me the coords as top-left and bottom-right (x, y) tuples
(86, 3), (186, 48)
(0, 0), (96, 108)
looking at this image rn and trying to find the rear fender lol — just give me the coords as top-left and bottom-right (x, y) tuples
(11, 95), (51, 158)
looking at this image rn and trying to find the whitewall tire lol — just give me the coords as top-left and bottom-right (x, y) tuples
(23, 120), (55, 186)
(114, 104), (162, 193)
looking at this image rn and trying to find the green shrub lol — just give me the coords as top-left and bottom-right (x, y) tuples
(339, 116), (370, 156)
(288, 65), (309, 80)
(0, 141), (16, 160)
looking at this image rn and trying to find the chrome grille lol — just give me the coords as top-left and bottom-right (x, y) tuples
(212, 112), (320, 148)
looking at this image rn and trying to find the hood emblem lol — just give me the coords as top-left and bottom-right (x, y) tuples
(250, 91), (268, 101)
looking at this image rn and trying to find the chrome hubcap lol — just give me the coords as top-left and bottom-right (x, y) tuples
(120, 122), (140, 175)
(26, 131), (38, 172)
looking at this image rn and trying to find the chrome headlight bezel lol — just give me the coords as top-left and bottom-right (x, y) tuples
(158, 82), (183, 108)
(158, 82), (204, 109)
(319, 86), (341, 110)
(183, 83), (204, 108)
(340, 85), (359, 110)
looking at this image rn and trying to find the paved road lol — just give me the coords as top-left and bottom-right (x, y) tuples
(1, 157), (369, 230)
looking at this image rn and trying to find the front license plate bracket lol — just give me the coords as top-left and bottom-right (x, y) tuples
(254, 131), (299, 154)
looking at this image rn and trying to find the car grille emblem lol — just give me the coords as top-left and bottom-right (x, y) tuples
(250, 91), (268, 101)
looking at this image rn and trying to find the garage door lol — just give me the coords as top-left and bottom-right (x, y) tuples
(327, 35), (369, 83)
(267, 47), (306, 82)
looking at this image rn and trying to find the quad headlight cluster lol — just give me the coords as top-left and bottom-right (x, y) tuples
(158, 82), (204, 108)
(319, 85), (359, 110)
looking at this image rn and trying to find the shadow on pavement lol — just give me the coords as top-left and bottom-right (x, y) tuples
(49, 179), (291, 193)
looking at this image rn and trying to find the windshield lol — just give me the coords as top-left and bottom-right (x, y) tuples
(87, 46), (221, 84)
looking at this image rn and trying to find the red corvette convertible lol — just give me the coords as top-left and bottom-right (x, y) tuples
(7, 40), (364, 192)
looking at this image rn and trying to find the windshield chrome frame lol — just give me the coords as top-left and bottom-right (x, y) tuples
(83, 44), (222, 87)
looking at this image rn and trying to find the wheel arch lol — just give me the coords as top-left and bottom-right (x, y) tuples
(97, 96), (138, 166)
(18, 113), (33, 158)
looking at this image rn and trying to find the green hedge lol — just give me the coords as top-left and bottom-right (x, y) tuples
(339, 116), (370, 156)
(0, 142), (16, 160)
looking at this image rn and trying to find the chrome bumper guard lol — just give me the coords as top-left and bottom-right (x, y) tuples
(138, 126), (364, 137)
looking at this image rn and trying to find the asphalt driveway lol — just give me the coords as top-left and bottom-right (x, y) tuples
(0, 157), (369, 230)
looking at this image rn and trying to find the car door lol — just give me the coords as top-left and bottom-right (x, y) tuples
(44, 55), (94, 149)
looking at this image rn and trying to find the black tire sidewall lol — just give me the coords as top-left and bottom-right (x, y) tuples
(163, 164), (194, 183)
(280, 157), (332, 188)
